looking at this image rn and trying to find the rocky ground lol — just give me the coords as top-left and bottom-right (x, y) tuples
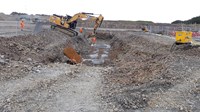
(102, 32), (200, 111)
(0, 26), (200, 112)
(0, 30), (113, 112)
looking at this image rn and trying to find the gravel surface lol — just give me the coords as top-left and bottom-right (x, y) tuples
(0, 20), (200, 112)
(0, 30), (112, 111)
(0, 63), (109, 112)
(102, 31), (200, 111)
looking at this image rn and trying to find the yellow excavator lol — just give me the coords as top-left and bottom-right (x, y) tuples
(142, 26), (148, 32)
(49, 12), (104, 37)
(49, 12), (104, 64)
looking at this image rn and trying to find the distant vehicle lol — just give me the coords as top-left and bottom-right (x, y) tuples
(170, 31), (200, 51)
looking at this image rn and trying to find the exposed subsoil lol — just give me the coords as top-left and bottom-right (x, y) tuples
(0, 29), (113, 111)
(102, 32), (200, 111)
(0, 30), (69, 81)
(0, 29), (200, 112)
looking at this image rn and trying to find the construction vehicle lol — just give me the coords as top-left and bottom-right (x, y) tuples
(49, 12), (104, 37)
(49, 12), (104, 64)
(170, 31), (200, 51)
(142, 26), (148, 32)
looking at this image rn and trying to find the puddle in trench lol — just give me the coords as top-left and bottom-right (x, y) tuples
(84, 43), (111, 65)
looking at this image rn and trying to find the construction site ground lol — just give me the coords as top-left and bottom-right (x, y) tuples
(0, 22), (200, 112)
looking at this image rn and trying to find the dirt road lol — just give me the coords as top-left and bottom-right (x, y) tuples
(0, 63), (110, 111)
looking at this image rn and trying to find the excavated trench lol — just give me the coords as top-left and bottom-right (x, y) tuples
(102, 32), (200, 111)
(0, 30), (200, 111)
(0, 30), (115, 111)
(0, 30), (115, 81)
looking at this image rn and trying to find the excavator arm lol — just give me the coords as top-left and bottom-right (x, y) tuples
(93, 14), (104, 33)
(49, 12), (104, 64)
(49, 12), (103, 36)
(81, 14), (104, 34)
(67, 12), (103, 33)
(67, 12), (93, 23)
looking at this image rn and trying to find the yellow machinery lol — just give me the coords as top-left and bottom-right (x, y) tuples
(49, 12), (104, 64)
(49, 12), (104, 37)
(170, 31), (200, 51)
(142, 26), (148, 32)
(175, 31), (192, 44)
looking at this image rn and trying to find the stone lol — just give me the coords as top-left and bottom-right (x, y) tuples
(0, 59), (6, 65)
(27, 58), (32, 62)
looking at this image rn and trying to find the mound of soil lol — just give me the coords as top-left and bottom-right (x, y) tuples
(0, 30), (93, 64)
(0, 30), (92, 81)
(103, 32), (200, 111)
(96, 32), (115, 40)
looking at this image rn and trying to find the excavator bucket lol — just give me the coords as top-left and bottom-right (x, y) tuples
(63, 47), (82, 64)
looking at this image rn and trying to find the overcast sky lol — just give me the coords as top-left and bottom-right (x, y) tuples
(0, 0), (200, 23)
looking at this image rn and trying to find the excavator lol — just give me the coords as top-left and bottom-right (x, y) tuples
(141, 26), (148, 32)
(49, 12), (104, 64)
(49, 12), (104, 37)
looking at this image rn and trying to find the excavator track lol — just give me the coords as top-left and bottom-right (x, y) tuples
(52, 25), (78, 37)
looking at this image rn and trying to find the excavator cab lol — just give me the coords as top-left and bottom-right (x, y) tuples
(65, 15), (77, 29)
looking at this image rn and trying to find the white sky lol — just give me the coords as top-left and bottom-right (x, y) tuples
(0, 0), (200, 23)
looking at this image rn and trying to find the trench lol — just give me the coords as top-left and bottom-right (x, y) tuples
(83, 43), (111, 65)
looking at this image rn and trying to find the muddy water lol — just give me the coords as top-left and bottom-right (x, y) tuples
(88, 44), (111, 65)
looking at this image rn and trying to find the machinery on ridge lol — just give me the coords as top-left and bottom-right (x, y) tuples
(170, 31), (200, 51)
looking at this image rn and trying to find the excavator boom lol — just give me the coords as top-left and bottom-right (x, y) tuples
(49, 12), (104, 36)
(67, 13), (92, 23)
(49, 12), (104, 64)
(94, 14), (104, 33)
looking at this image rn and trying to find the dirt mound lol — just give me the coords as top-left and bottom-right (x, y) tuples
(0, 30), (92, 64)
(0, 30), (93, 81)
(0, 31), (66, 63)
(96, 32), (115, 40)
(107, 34), (172, 85)
(172, 44), (200, 57)
(0, 29), (115, 67)
(0, 30), (67, 81)
(102, 32), (200, 111)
